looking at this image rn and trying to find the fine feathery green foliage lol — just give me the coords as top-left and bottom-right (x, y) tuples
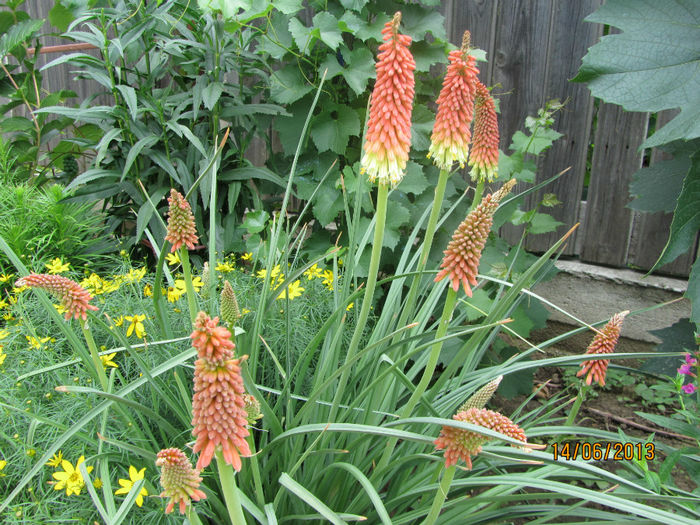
(573, 0), (700, 325)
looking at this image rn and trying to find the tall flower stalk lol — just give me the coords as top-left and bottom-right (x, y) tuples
(330, 12), (415, 420)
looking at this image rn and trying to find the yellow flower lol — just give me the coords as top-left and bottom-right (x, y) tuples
(166, 252), (181, 266)
(100, 353), (118, 369)
(167, 286), (184, 303)
(124, 314), (146, 338)
(54, 303), (67, 315)
(321, 269), (335, 291)
(46, 451), (64, 467)
(143, 284), (153, 297)
(216, 261), (235, 273)
(277, 280), (305, 300)
(346, 302), (354, 311)
(123, 267), (146, 283)
(174, 277), (203, 294)
(12, 285), (28, 294)
(26, 335), (52, 350)
(115, 466), (148, 507)
(113, 315), (125, 327)
(242, 308), (250, 315)
(0, 349), (6, 366)
(93, 478), (103, 489)
(303, 264), (323, 280)
(0, 273), (14, 283)
(52, 456), (93, 496)
(0, 459), (5, 477)
(0, 298), (7, 310)
(241, 252), (252, 261)
(0, 329), (9, 340)
(45, 258), (71, 274)
(2, 313), (13, 321)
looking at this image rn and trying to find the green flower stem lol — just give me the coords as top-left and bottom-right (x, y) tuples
(395, 168), (450, 334)
(216, 451), (247, 525)
(80, 321), (108, 391)
(180, 246), (199, 323)
(422, 465), (455, 525)
(376, 286), (458, 473)
(469, 179), (485, 213)
(246, 435), (265, 508)
(561, 383), (590, 444)
(186, 505), (205, 525)
(329, 182), (389, 421)
(152, 239), (173, 339)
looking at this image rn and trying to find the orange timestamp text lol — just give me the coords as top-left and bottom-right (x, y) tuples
(551, 441), (655, 461)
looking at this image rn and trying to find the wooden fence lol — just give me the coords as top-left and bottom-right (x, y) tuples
(10, 0), (697, 278)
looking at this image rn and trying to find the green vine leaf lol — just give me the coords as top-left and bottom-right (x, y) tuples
(573, 0), (700, 148)
(312, 12), (343, 51)
(270, 66), (313, 104)
(310, 103), (360, 154)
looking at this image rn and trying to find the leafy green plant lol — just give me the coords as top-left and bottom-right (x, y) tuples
(0, 182), (116, 272)
(574, 0), (700, 326)
(0, 0), (77, 182)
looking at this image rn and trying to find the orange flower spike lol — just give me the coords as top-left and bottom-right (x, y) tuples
(435, 179), (515, 296)
(360, 12), (416, 186)
(577, 311), (628, 386)
(428, 31), (479, 171)
(468, 81), (500, 182)
(434, 407), (527, 469)
(156, 448), (206, 515)
(190, 312), (251, 471)
(165, 189), (199, 253)
(15, 273), (98, 321)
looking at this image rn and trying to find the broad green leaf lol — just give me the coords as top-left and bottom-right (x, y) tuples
(509, 128), (562, 155)
(273, 98), (311, 155)
(243, 210), (269, 234)
(574, 0), (700, 147)
(412, 40), (448, 72)
(311, 177), (344, 226)
(310, 103), (360, 154)
(220, 166), (288, 189)
(528, 213), (564, 234)
(116, 85), (137, 121)
(398, 161), (431, 195)
(354, 14), (391, 42)
(48, 2), (76, 32)
(312, 12), (343, 50)
(652, 150), (700, 269)
(288, 16), (313, 51)
(628, 140), (695, 212)
(340, 47), (375, 95)
(272, 0), (302, 14)
(219, 103), (289, 118)
(411, 105), (435, 151)
(0, 19), (44, 58)
(688, 258), (699, 325)
(121, 135), (159, 181)
(384, 200), (410, 250)
(338, 12), (364, 34)
(270, 66), (313, 104)
(339, 0), (367, 11)
(0, 116), (33, 132)
(93, 128), (122, 167)
(400, 4), (447, 41)
(258, 11), (293, 59)
(643, 318), (695, 375)
(202, 81), (224, 111)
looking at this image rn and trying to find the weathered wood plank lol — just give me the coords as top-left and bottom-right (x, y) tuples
(523, 0), (603, 255)
(627, 110), (696, 277)
(580, 103), (648, 266)
(446, 0), (497, 82)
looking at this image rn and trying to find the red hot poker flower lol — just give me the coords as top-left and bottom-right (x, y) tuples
(15, 273), (98, 321)
(435, 179), (515, 296)
(577, 311), (628, 386)
(428, 31), (479, 171)
(434, 407), (527, 469)
(190, 312), (251, 471)
(360, 12), (416, 187)
(156, 448), (206, 514)
(468, 81), (500, 183)
(165, 189), (199, 253)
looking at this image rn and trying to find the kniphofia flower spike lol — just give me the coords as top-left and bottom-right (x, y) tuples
(435, 179), (516, 296)
(190, 312), (251, 470)
(165, 189), (199, 253)
(427, 31), (479, 171)
(16, 273), (98, 321)
(156, 448), (206, 514)
(468, 81), (500, 182)
(577, 311), (628, 386)
(360, 12), (416, 186)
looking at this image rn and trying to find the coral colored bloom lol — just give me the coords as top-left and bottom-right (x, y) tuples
(468, 81), (500, 182)
(15, 274), (98, 321)
(577, 312), (628, 387)
(190, 312), (251, 470)
(165, 189), (199, 253)
(114, 466), (148, 507)
(434, 408), (527, 469)
(156, 448), (206, 514)
(360, 12), (415, 186)
(428, 32), (479, 171)
(681, 383), (697, 394)
(435, 179), (516, 296)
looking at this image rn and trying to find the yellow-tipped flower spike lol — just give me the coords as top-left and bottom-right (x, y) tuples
(468, 81), (500, 182)
(165, 189), (199, 253)
(577, 311), (628, 386)
(15, 274), (98, 321)
(360, 12), (416, 187)
(427, 31), (479, 171)
(190, 312), (251, 470)
(156, 448), (206, 515)
(435, 179), (515, 296)
(434, 407), (527, 469)
(459, 375), (503, 411)
(220, 280), (241, 326)
(200, 262), (211, 300)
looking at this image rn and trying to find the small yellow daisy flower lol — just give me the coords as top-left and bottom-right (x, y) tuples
(303, 264), (323, 280)
(166, 252), (181, 266)
(0, 273), (14, 283)
(46, 451), (64, 467)
(45, 258), (71, 274)
(241, 252), (252, 261)
(115, 466), (148, 507)
(100, 353), (118, 369)
(321, 269), (335, 291)
(143, 284), (153, 297)
(124, 314), (146, 338)
(52, 456), (93, 496)
(277, 280), (305, 300)
(215, 261), (235, 273)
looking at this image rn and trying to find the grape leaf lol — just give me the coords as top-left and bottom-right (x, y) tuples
(310, 103), (360, 154)
(270, 66), (313, 104)
(312, 12), (343, 51)
(573, 0), (700, 148)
